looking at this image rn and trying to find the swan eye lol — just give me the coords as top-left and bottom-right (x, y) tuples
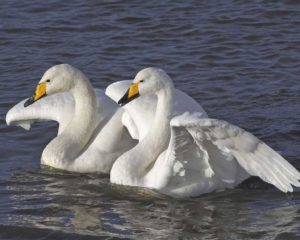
(46, 79), (51, 83)
(139, 80), (144, 83)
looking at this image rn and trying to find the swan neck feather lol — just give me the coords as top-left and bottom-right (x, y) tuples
(111, 82), (174, 184)
(42, 76), (97, 168)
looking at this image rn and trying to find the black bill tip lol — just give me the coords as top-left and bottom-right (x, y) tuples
(117, 89), (140, 106)
(23, 93), (47, 107)
(24, 96), (35, 107)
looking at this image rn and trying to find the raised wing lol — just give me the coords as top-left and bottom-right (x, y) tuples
(6, 92), (74, 134)
(6, 89), (116, 135)
(165, 113), (300, 197)
(106, 80), (156, 140)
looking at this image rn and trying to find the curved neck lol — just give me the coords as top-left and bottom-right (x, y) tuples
(113, 82), (174, 182)
(43, 76), (97, 166)
(67, 77), (97, 144)
(146, 86), (173, 153)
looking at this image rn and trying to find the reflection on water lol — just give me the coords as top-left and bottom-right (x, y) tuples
(1, 0), (300, 239)
(3, 169), (300, 239)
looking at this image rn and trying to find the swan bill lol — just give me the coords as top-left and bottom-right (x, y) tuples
(24, 82), (47, 107)
(118, 83), (140, 106)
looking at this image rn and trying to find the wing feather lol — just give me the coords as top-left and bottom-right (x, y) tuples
(6, 92), (74, 133)
(6, 89), (116, 134)
(171, 113), (300, 193)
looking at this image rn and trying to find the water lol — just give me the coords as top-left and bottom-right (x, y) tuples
(0, 0), (300, 239)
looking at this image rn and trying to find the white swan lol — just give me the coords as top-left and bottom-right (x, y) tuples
(6, 64), (137, 173)
(6, 64), (207, 174)
(111, 67), (300, 198)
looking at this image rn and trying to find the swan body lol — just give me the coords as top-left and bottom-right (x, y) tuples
(6, 65), (207, 174)
(111, 67), (300, 198)
(6, 64), (136, 173)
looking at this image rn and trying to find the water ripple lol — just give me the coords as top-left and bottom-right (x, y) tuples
(0, 0), (300, 239)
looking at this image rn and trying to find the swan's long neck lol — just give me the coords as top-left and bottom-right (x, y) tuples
(68, 78), (97, 143)
(112, 82), (174, 184)
(145, 86), (173, 156)
(42, 76), (97, 167)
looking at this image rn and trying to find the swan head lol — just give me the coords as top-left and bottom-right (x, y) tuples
(24, 64), (81, 107)
(118, 67), (173, 106)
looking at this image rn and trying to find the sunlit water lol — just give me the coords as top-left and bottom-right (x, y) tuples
(0, 0), (300, 239)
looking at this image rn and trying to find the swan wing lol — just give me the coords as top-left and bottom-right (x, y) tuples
(6, 89), (113, 134)
(106, 80), (155, 140)
(6, 92), (74, 134)
(161, 113), (300, 197)
(105, 80), (132, 103)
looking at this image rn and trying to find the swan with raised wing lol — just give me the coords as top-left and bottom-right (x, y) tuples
(111, 67), (300, 197)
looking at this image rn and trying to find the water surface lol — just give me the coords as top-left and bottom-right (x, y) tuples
(1, 0), (300, 239)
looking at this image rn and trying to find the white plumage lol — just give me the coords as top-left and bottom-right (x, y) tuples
(110, 67), (300, 198)
(6, 65), (136, 173)
(6, 65), (207, 176)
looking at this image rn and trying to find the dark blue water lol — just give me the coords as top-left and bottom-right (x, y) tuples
(1, 0), (300, 239)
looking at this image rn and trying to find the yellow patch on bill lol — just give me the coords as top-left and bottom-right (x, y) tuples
(34, 82), (47, 101)
(128, 83), (139, 98)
